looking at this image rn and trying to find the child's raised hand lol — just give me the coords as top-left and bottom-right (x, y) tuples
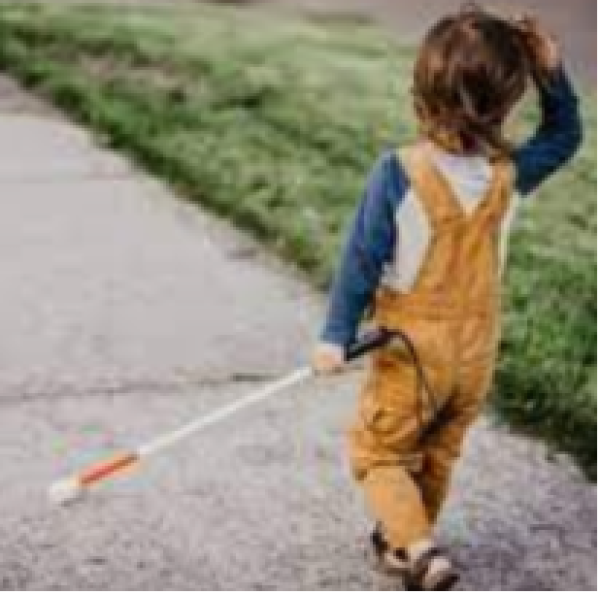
(511, 15), (561, 75)
(312, 342), (346, 375)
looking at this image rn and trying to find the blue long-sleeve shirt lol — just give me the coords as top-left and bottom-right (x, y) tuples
(321, 66), (583, 348)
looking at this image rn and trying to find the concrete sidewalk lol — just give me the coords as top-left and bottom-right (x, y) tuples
(0, 75), (595, 590)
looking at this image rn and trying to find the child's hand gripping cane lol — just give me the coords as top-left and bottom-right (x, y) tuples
(48, 328), (393, 506)
(313, 328), (393, 374)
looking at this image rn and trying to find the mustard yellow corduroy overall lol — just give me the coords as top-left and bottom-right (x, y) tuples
(348, 142), (514, 550)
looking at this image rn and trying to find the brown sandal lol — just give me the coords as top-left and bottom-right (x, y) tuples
(370, 527), (458, 590)
(370, 525), (412, 579)
(409, 546), (459, 591)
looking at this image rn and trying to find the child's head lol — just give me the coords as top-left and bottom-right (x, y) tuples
(413, 5), (535, 158)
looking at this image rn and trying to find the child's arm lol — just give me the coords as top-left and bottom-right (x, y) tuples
(513, 66), (583, 194)
(314, 152), (405, 373)
(512, 21), (583, 194)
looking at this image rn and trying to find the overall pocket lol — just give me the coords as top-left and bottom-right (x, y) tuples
(358, 395), (424, 473)
(359, 387), (421, 447)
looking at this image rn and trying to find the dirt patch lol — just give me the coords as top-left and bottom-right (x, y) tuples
(0, 75), (58, 115)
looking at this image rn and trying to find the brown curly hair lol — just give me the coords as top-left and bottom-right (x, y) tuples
(413, 5), (537, 157)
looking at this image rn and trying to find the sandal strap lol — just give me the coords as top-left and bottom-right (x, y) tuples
(411, 546), (458, 591)
(370, 526), (388, 558)
(411, 546), (447, 580)
(428, 569), (459, 592)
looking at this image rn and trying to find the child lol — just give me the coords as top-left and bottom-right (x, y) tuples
(313, 6), (582, 591)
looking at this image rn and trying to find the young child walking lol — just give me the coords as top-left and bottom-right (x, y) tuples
(313, 6), (582, 590)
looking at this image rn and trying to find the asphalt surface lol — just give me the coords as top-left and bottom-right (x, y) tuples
(0, 76), (595, 590)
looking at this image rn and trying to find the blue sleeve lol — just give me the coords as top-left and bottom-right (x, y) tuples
(513, 65), (583, 195)
(320, 151), (408, 348)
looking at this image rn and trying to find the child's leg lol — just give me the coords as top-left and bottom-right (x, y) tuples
(350, 434), (459, 590)
(417, 356), (496, 521)
(348, 358), (433, 551)
(348, 352), (464, 590)
(359, 464), (431, 548)
(417, 406), (480, 522)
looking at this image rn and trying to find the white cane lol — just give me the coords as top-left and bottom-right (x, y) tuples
(48, 329), (393, 506)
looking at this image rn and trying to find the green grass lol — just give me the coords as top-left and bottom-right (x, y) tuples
(0, 2), (595, 478)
